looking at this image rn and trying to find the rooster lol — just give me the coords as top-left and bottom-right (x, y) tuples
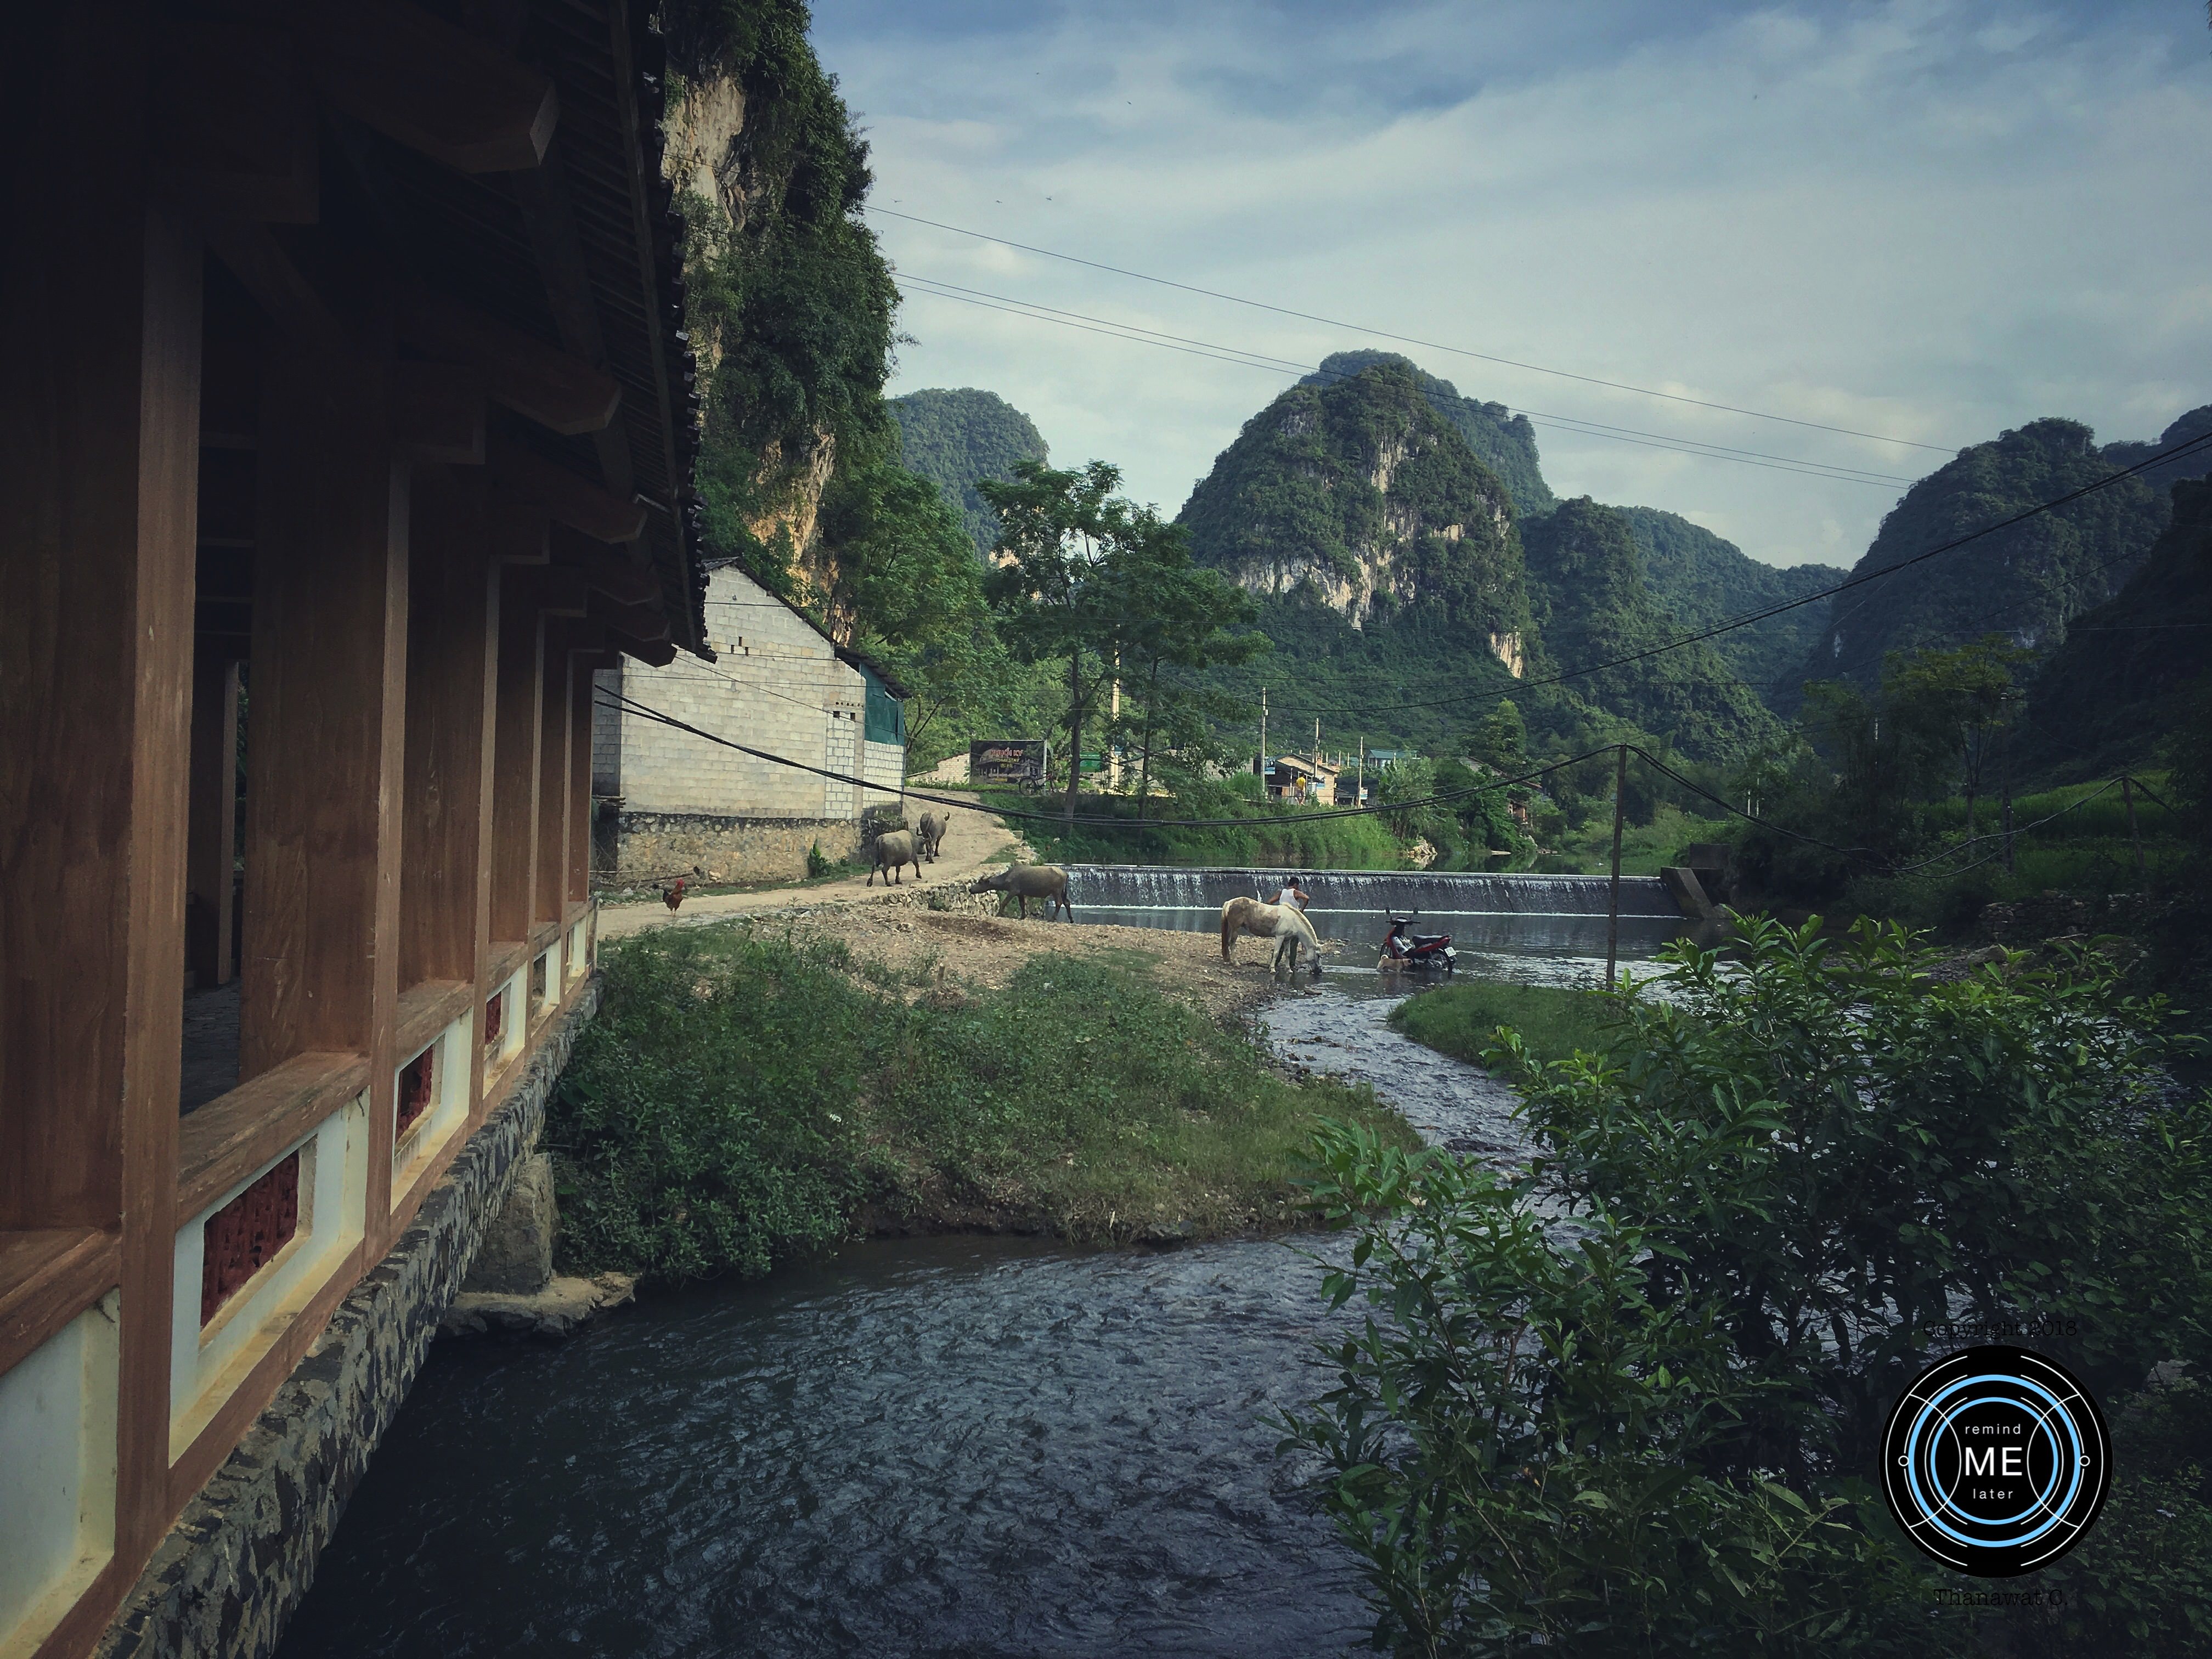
(662, 877), (686, 911)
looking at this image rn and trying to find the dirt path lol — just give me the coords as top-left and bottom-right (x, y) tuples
(596, 792), (1024, 942)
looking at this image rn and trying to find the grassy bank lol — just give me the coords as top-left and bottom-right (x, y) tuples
(548, 924), (1418, 1280)
(978, 782), (1406, 868)
(1388, 979), (1618, 1069)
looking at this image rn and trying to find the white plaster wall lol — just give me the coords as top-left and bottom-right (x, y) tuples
(606, 565), (871, 820)
(393, 1010), (475, 1203)
(0, 1293), (117, 1659)
(169, 1096), (369, 1461)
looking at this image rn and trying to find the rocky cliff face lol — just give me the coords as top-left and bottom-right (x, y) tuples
(1179, 361), (1531, 663)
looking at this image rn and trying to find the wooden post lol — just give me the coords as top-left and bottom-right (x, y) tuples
(568, 652), (596, 904)
(1605, 743), (1627, 991)
(488, 568), (544, 947)
(2122, 776), (2147, 884)
(0, 1), (202, 1617)
(399, 470), (495, 988)
(239, 321), (409, 1236)
(535, 624), (572, 925)
(187, 652), (242, 984)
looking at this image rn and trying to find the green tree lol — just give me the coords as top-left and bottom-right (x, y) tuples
(1099, 513), (1266, 816)
(813, 458), (1008, 758)
(979, 460), (1126, 825)
(1881, 634), (2028, 833)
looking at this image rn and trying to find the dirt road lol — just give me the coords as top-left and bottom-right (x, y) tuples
(596, 792), (1024, 942)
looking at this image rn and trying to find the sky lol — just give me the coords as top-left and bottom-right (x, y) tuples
(809, 0), (2212, 569)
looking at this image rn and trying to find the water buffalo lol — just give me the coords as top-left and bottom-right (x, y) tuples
(972, 862), (1073, 921)
(868, 829), (922, 886)
(916, 810), (948, 862)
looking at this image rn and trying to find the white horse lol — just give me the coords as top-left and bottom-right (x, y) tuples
(1219, 896), (1322, 978)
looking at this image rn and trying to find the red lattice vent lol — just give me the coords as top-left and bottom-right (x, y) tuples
(200, 1152), (300, 1326)
(483, 989), (505, 1051)
(397, 1046), (436, 1139)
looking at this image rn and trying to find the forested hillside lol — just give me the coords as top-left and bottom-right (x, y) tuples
(1790, 414), (2208, 707)
(1523, 501), (1784, 760)
(1298, 349), (1555, 518)
(1615, 506), (1835, 701)
(2027, 478), (2212, 782)
(889, 387), (1050, 552)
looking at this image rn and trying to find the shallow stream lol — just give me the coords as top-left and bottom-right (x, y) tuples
(276, 927), (1635, 1657)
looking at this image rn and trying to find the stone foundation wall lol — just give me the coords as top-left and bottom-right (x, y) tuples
(94, 981), (602, 1659)
(601, 810), (864, 885)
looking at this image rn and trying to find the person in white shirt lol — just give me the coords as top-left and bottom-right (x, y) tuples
(1274, 876), (1311, 912)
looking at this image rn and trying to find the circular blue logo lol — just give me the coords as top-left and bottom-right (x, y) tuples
(1880, 1344), (2110, 1577)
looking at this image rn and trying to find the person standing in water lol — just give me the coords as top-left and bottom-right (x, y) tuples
(1274, 875), (1311, 912)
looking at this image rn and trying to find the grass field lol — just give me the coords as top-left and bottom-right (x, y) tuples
(548, 924), (1421, 1281)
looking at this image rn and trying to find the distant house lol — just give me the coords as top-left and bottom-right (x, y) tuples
(591, 560), (907, 882)
(1267, 754), (1340, 803)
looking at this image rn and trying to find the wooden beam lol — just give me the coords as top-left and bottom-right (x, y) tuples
(550, 521), (656, 597)
(586, 588), (670, 644)
(400, 470), (495, 988)
(187, 652), (242, 985)
(489, 491), (552, 565)
(509, 144), (635, 502)
(607, 629), (678, 668)
(239, 320), (408, 1234)
(153, 21), (317, 223)
(398, 287), (618, 437)
(302, 0), (558, 174)
(489, 437), (647, 544)
(605, 0), (689, 639)
(204, 219), (344, 350)
(393, 360), (487, 465)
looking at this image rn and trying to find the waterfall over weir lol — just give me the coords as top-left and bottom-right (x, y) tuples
(1064, 865), (1691, 959)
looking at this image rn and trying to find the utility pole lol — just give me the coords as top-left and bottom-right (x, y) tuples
(2123, 775), (2147, 883)
(1258, 687), (1268, 784)
(2000, 732), (2016, 874)
(1314, 716), (1321, 764)
(1358, 735), (1365, 805)
(1605, 743), (1627, 991)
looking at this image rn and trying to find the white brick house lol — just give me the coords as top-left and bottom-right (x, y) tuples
(591, 560), (907, 882)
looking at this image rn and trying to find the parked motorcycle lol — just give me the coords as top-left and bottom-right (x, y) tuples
(1379, 914), (1456, 972)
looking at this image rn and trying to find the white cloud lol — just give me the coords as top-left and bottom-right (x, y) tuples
(817, 0), (2212, 567)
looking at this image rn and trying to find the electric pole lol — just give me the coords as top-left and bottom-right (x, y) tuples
(1605, 743), (1627, 991)
(1257, 688), (1268, 783)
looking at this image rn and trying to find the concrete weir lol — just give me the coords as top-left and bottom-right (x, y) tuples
(94, 983), (603, 1659)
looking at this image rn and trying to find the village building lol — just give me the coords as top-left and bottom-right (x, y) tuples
(1, 6), (707, 1657)
(591, 558), (909, 884)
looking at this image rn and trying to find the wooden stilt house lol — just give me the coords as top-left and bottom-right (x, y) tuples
(0, 4), (707, 1654)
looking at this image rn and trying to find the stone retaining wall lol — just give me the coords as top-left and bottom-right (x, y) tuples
(95, 980), (603, 1659)
(603, 810), (864, 885)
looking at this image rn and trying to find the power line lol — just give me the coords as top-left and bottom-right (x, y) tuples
(597, 686), (1616, 830)
(898, 275), (1917, 490)
(869, 204), (1957, 454)
(1260, 427), (2212, 723)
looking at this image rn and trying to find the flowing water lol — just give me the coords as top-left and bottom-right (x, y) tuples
(1065, 865), (1686, 960)
(277, 877), (1662, 1658)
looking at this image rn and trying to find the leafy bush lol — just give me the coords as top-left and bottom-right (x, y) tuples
(1284, 917), (2212, 1652)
